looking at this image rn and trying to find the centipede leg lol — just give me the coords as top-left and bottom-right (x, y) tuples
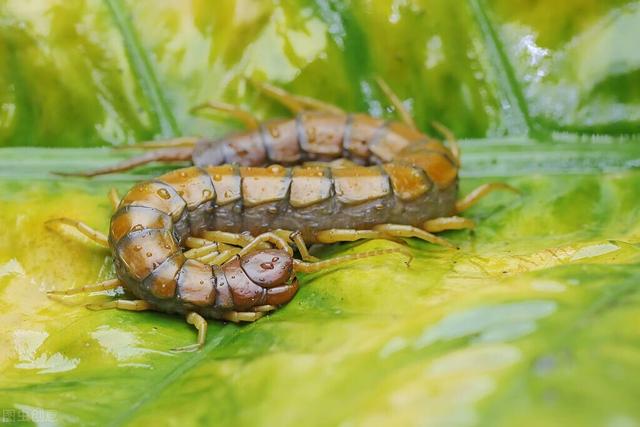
(54, 147), (194, 177)
(200, 247), (241, 266)
(238, 232), (294, 256)
(108, 188), (121, 211)
(171, 312), (208, 353)
(251, 80), (344, 114)
(375, 77), (417, 130)
(45, 218), (109, 248)
(190, 100), (259, 130)
(431, 121), (460, 165)
(253, 305), (277, 312)
(455, 183), (520, 213)
(86, 299), (152, 311)
(372, 224), (455, 248)
(289, 231), (319, 262)
(314, 229), (385, 244)
(222, 311), (265, 323)
(423, 216), (475, 233)
(200, 230), (255, 247)
(48, 278), (123, 296)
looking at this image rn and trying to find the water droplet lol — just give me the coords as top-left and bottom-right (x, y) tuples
(202, 189), (212, 199)
(134, 245), (142, 252)
(157, 188), (171, 200)
(178, 190), (184, 197)
(179, 171), (187, 178)
(213, 174), (222, 181)
(199, 280), (204, 285)
(146, 252), (153, 257)
(131, 224), (144, 232)
(260, 262), (274, 270)
(224, 190), (231, 198)
(267, 206), (277, 214)
(270, 165), (282, 174)
(271, 257), (279, 262)
(269, 126), (280, 138)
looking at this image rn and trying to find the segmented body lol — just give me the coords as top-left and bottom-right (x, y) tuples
(109, 112), (459, 317)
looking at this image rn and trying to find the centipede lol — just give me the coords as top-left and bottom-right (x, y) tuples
(47, 80), (517, 352)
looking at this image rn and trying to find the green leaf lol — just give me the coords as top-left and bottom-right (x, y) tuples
(1, 1), (640, 426)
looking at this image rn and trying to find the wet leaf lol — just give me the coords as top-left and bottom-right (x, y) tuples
(1, 1), (639, 426)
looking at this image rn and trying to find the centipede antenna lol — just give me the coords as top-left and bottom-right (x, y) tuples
(47, 278), (123, 296)
(52, 147), (194, 177)
(293, 248), (412, 274)
(45, 217), (109, 248)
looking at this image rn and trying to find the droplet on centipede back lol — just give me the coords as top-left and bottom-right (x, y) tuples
(180, 171), (187, 178)
(269, 126), (280, 138)
(131, 224), (144, 232)
(271, 257), (279, 262)
(134, 245), (142, 252)
(260, 262), (274, 270)
(267, 206), (277, 214)
(213, 174), (222, 182)
(157, 188), (171, 200)
(146, 252), (153, 257)
(270, 165), (282, 174)
(202, 189), (212, 199)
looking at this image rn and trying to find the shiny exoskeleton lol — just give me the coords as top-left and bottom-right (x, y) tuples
(109, 115), (456, 318)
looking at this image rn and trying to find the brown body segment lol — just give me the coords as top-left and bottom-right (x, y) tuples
(240, 165), (291, 207)
(290, 166), (332, 208)
(332, 166), (391, 205)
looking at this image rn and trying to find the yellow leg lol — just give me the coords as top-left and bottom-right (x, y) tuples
(184, 242), (222, 259)
(289, 231), (319, 262)
(200, 230), (255, 247)
(45, 218), (109, 248)
(372, 224), (454, 248)
(314, 229), (385, 244)
(293, 247), (412, 273)
(423, 216), (475, 233)
(190, 100), (259, 130)
(431, 121), (460, 166)
(253, 305), (277, 312)
(54, 147), (194, 177)
(375, 77), (417, 130)
(199, 247), (241, 266)
(251, 80), (344, 114)
(114, 136), (199, 150)
(86, 299), (152, 311)
(238, 232), (293, 257)
(455, 183), (520, 213)
(172, 312), (209, 353)
(222, 311), (265, 323)
(48, 278), (122, 296)
(108, 188), (121, 211)
(184, 237), (215, 249)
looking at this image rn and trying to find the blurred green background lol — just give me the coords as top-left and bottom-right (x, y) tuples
(1, 1), (639, 426)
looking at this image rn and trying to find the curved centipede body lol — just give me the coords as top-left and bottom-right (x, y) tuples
(49, 81), (517, 351)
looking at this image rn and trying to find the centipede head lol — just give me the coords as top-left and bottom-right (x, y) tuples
(240, 249), (294, 287)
